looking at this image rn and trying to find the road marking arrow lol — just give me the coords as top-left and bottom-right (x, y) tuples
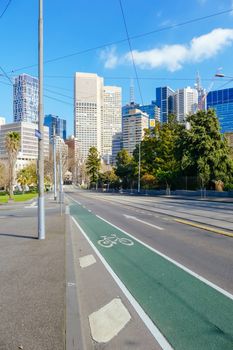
(124, 214), (164, 231)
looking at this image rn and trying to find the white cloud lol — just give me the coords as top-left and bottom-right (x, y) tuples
(120, 28), (233, 72)
(190, 28), (233, 61)
(99, 46), (119, 69)
(125, 45), (187, 72)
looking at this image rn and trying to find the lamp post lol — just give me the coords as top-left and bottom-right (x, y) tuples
(215, 73), (233, 79)
(38, 0), (45, 239)
(138, 141), (141, 194)
(53, 124), (57, 201)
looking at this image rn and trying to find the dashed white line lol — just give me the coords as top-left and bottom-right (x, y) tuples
(124, 214), (164, 231)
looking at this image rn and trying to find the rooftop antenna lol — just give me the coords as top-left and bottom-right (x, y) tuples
(130, 79), (135, 105)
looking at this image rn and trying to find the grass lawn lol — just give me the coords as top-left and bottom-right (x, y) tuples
(0, 192), (38, 203)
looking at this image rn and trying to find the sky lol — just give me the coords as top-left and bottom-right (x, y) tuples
(0, 0), (233, 136)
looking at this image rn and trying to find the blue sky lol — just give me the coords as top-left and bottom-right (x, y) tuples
(0, 0), (233, 135)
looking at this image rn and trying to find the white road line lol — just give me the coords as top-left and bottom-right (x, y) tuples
(24, 206), (38, 209)
(96, 215), (233, 301)
(124, 214), (164, 231)
(71, 216), (173, 350)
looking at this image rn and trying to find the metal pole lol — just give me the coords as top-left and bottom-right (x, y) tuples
(138, 142), (141, 193)
(38, 0), (45, 239)
(59, 143), (63, 214)
(53, 125), (57, 201)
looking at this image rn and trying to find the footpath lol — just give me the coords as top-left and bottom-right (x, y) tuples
(0, 198), (65, 350)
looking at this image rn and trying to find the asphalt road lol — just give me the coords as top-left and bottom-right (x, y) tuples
(66, 189), (233, 350)
(66, 190), (233, 294)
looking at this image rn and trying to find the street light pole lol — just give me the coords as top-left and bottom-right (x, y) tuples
(53, 124), (57, 201)
(59, 143), (63, 215)
(138, 142), (141, 193)
(38, 0), (45, 239)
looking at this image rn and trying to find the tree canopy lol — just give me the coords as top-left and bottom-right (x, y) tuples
(86, 147), (101, 185)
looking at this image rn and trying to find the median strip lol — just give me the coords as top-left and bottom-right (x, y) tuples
(174, 219), (233, 238)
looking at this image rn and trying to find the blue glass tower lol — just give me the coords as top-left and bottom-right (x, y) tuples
(44, 114), (67, 143)
(207, 88), (233, 133)
(156, 86), (174, 123)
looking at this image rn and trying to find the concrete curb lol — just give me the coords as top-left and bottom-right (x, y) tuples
(65, 206), (84, 350)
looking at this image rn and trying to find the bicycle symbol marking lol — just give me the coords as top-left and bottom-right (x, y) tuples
(97, 234), (134, 248)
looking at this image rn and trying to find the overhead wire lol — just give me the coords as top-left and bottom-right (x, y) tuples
(8, 7), (233, 73)
(118, 0), (143, 104)
(0, 0), (12, 20)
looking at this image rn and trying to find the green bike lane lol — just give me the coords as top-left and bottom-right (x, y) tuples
(69, 202), (233, 350)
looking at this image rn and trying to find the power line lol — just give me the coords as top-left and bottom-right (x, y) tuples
(118, 0), (143, 105)
(0, 0), (12, 20)
(9, 7), (233, 73)
(44, 94), (73, 106)
(0, 65), (13, 85)
(44, 87), (73, 100)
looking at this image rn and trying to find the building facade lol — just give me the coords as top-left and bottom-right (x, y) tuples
(102, 86), (122, 162)
(13, 74), (38, 123)
(74, 73), (103, 159)
(174, 87), (198, 123)
(0, 117), (5, 126)
(74, 72), (122, 160)
(112, 132), (123, 165)
(122, 109), (149, 155)
(207, 88), (233, 133)
(156, 86), (174, 123)
(44, 114), (67, 142)
(0, 122), (49, 171)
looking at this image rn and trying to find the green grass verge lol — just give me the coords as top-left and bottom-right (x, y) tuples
(0, 192), (38, 203)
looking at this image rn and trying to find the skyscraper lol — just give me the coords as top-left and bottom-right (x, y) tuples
(207, 88), (233, 133)
(74, 72), (122, 160)
(102, 86), (122, 162)
(13, 74), (38, 123)
(74, 73), (103, 159)
(156, 86), (174, 123)
(174, 87), (198, 123)
(44, 114), (67, 143)
(122, 109), (149, 155)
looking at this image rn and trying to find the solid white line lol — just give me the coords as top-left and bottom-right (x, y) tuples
(96, 215), (233, 301)
(124, 214), (164, 231)
(67, 195), (233, 300)
(71, 216), (173, 350)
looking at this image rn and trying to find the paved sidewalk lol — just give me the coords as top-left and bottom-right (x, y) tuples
(0, 204), (65, 350)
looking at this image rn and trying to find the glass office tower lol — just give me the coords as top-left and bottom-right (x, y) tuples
(156, 86), (174, 123)
(44, 114), (67, 143)
(207, 88), (233, 133)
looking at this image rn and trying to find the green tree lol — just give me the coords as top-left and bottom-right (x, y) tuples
(115, 149), (134, 188)
(136, 117), (183, 190)
(141, 173), (156, 190)
(180, 109), (233, 188)
(17, 163), (37, 192)
(17, 168), (30, 193)
(86, 147), (101, 188)
(100, 169), (118, 189)
(5, 131), (21, 198)
(0, 162), (7, 189)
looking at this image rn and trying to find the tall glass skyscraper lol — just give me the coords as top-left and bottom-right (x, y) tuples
(13, 74), (38, 123)
(44, 114), (67, 143)
(207, 88), (233, 133)
(156, 86), (174, 123)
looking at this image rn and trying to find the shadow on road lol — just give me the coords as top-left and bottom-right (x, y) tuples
(0, 233), (37, 239)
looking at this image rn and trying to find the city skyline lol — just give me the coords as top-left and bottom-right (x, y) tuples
(0, 1), (233, 135)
